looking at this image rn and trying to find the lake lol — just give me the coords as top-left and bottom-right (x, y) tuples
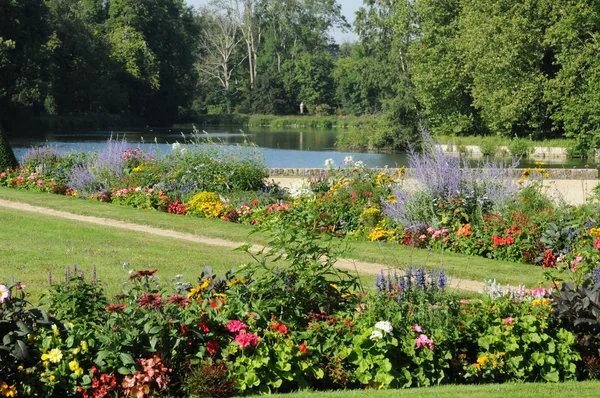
(7, 126), (593, 169)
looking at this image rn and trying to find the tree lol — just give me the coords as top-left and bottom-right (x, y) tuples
(0, 124), (18, 170)
(197, 5), (246, 114)
(0, 0), (51, 127)
(282, 51), (336, 114)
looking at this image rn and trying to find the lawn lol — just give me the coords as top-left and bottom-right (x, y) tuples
(267, 381), (600, 398)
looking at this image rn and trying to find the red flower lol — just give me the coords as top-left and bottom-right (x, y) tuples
(105, 303), (126, 312)
(271, 322), (289, 334)
(206, 339), (219, 355)
(139, 293), (165, 308)
(167, 294), (192, 308)
(199, 320), (210, 333)
(129, 269), (158, 281)
(299, 343), (307, 354)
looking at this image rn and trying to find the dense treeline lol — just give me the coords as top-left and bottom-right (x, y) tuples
(2, 0), (600, 151)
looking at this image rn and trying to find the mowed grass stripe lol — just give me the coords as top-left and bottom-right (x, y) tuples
(0, 206), (254, 301)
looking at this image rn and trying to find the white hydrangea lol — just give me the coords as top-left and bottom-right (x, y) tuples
(374, 321), (394, 335)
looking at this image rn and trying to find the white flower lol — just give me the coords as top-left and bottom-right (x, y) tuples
(374, 321), (394, 335)
(343, 156), (353, 165)
(369, 330), (383, 340)
(172, 142), (181, 152)
(324, 158), (335, 168)
(0, 284), (10, 303)
(355, 160), (365, 168)
(287, 183), (311, 199)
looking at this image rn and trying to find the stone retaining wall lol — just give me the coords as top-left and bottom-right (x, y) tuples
(266, 168), (598, 180)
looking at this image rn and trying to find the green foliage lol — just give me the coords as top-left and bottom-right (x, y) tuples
(0, 125), (17, 170)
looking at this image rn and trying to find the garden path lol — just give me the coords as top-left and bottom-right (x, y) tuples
(0, 199), (483, 292)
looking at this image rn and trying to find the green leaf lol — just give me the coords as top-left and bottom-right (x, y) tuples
(13, 340), (28, 360)
(119, 352), (136, 365)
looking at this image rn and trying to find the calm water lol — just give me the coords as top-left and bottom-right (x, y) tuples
(8, 126), (593, 169)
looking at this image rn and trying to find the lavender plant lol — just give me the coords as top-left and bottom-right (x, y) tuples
(383, 130), (519, 227)
(67, 137), (128, 193)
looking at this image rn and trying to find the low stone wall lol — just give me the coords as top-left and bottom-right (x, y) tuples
(266, 168), (598, 180)
(436, 144), (597, 159)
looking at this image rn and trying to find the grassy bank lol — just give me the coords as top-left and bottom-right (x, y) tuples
(0, 189), (549, 289)
(247, 114), (380, 129)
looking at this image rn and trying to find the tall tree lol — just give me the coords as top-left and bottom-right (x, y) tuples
(197, 5), (246, 114)
(0, 0), (51, 127)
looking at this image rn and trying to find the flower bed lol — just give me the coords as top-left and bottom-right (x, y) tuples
(2, 241), (598, 396)
(2, 136), (600, 273)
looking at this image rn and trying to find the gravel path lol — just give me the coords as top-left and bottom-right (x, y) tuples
(0, 199), (483, 292)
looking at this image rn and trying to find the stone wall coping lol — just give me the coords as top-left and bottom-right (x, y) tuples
(266, 167), (598, 180)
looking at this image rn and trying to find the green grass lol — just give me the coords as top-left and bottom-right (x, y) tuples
(247, 114), (380, 129)
(265, 381), (600, 398)
(0, 206), (257, 301)
(437, 135), (575, 149)
(0, 188), (549, 291)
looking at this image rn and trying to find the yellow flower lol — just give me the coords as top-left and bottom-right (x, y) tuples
(69, 360), (80, 372)
(52, 324), (59, 336)
(47, 348), (63, 363)
(386, 194), (398, 204)
(41, 353), (49, 361)
(532, 299), (541, 306)
(226, 278), (247, 287)
(81, 340), (88, 352)
(398, 166), (406, 176)
(517, 179), (523, 185)
(75, 368), (84, 377)
(541, 298), (550, 305)
(477, 356), (488, 366)
(187, 278), (211, 298)
(17, 365), (23, 371)
(49, 375), (55, 381)
(521, 168), (531, 179)
(535, 161), (545, 166)
(43, 361), (49, 368)
(73, 347), (80, 355)
(213, 293), (227, 298)
(1, 382), (17, 397)
(329, 283), (339, 290)
(500, 352), (506, 356)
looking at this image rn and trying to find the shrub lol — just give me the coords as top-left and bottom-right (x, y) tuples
(0, 124), (18, 170)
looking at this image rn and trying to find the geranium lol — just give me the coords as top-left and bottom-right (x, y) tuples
(270, 322), (289, 334)
(374, 321), (393, 335)
(234, 332), (259, 348)
(412, 324), (423, 333)
(199, 320), (210, 333)
(299, 343), (307, 354)
(0, 284), (9, 303)
(226, 320), (247, 333)
(595, 237), (600, 250)
(206, 340), (219, 355)
(415, 334), (434, 351)
(369, 330), (383, 340)
(503, 317), (514, 325)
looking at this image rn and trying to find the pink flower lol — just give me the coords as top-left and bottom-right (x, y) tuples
(234, 331), (259, 348)
(226, 320), (247, 333)
(419, 234), (427, 240)
(503, 317), (514, 325)
(595, 237), (600, 250)
(412, 324), (423, 333)
(415, 334), (434, 351)
(0, 172), (6, 178)
(427, 227), (435, 234)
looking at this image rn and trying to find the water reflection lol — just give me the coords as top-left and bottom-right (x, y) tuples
(8, 127), (594, 169)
